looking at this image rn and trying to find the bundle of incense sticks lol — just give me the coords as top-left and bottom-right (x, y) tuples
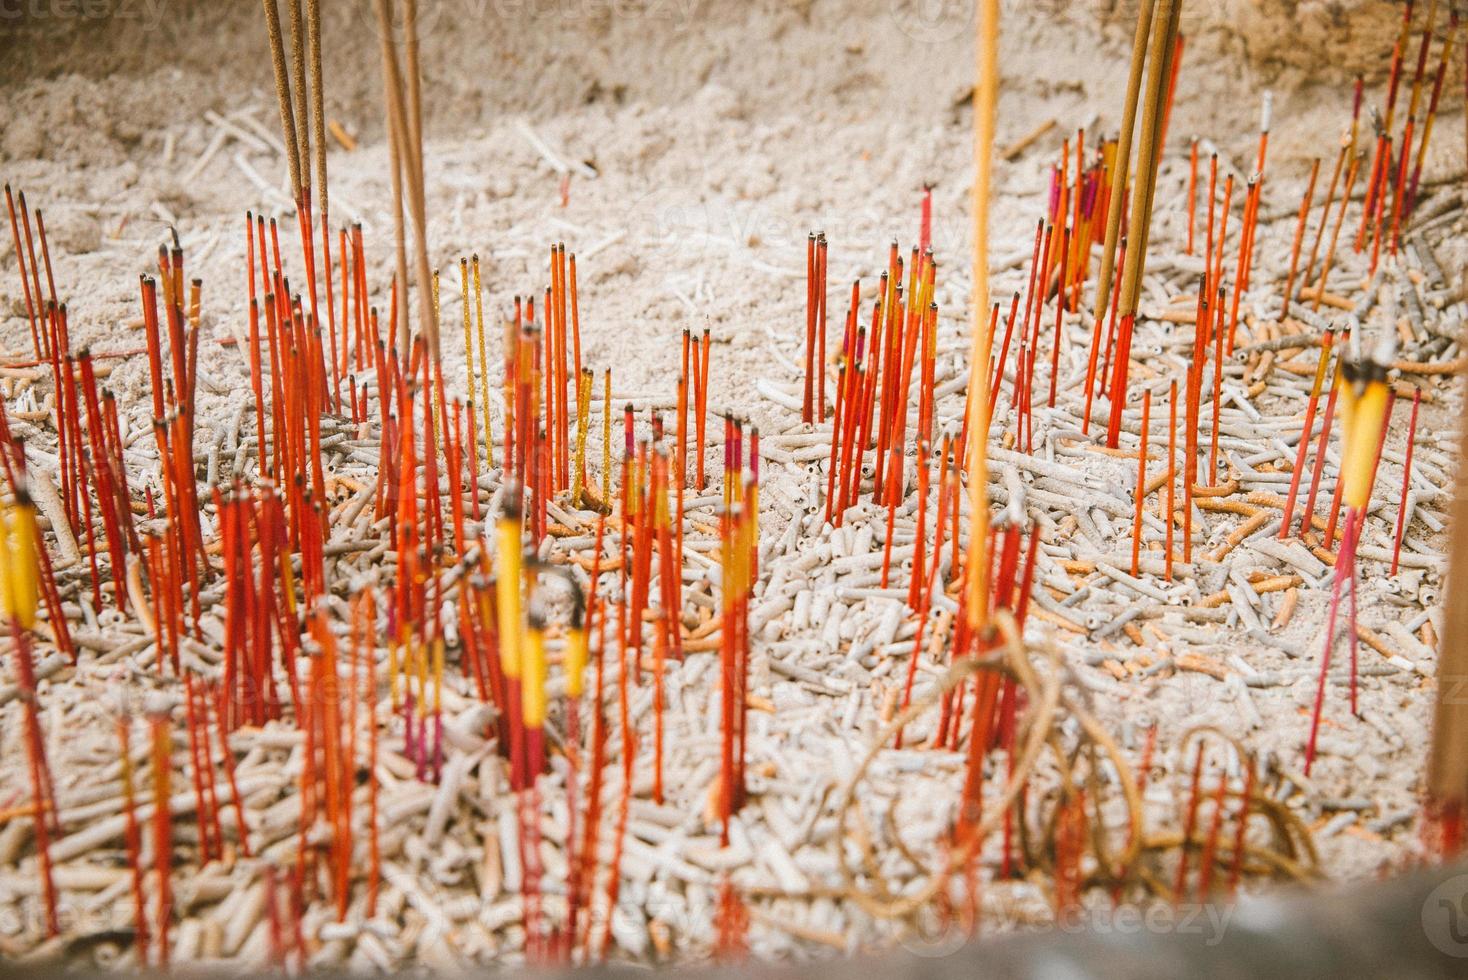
(1305, 346), (1394, 776)
(718, 416), (757, 845)
(803, 232), (828, 423)
(0, 493), (58, 939)
(1, 165), (673, 960)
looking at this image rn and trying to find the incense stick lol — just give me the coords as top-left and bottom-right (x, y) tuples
(964, 0), (999, 634)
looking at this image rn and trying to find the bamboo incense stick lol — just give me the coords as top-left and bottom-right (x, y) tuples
(1428, 363), (1468, 852)
(1132, 388), (1150, 577)
(964, 0), (999, 634)
(1106, 0), (1180, 449)
(1391, 388), (1422, 576)
(1093, 0), (1159, 332)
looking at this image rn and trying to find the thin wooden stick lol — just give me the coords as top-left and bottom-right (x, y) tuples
(117, 711), (149, 960)
(1092, 0), (1159, 331)
(1165, 379), (1176, 579)
(1106, 0), (1180, 449)
(150, 705), (173, 969)
(1186, 137), (1198, 255)
(1131, 389), (1150, 577)
(1313, 150), (1362, 312)
(1280, 158), (1321, 312)
(1429, 326), (1468, 852)
(1391, 388), (1422, 576)
(260, 0), (304, 199)
(964, 0), (1000, 634)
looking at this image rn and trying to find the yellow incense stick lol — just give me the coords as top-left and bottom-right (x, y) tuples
(1, 508), (19, 625)
(573, 368), (593, 508)
(5, 500), (38, 628)
(473, 255), (493, 469)
(565, 609), (588, 700)
(523, 612), (547, 729)
(601, 369), (612, 507)
(1338, 359), (1390, 510)
(496, 499), (524, 681)
(460, 258), (479, 477)
(964, 0), (999, 631)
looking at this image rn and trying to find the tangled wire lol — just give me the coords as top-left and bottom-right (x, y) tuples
(831, 610), (1320, 934)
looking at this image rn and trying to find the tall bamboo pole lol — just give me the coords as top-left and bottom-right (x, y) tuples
(1427, 376), (1468, 853)
(1092, 0), (1159, 331)
(964, 0), (999, 632)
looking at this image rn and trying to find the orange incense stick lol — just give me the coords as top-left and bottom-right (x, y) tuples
(1391, 388), (1423, 576)
(149, 705), (173, 969)
(1314, 150), (1362, 312)
(1300, 140), (1347, 307)
(1165, 380), (1177, 579)
(1280, 158), (1321, 311)
(1208, 285), (1225, 484)
(1173, 740), (1207, 898)
(118, 711), (149, 958)
(1132, 389), (1150, 577)
(1185, 137), (1198, 254)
